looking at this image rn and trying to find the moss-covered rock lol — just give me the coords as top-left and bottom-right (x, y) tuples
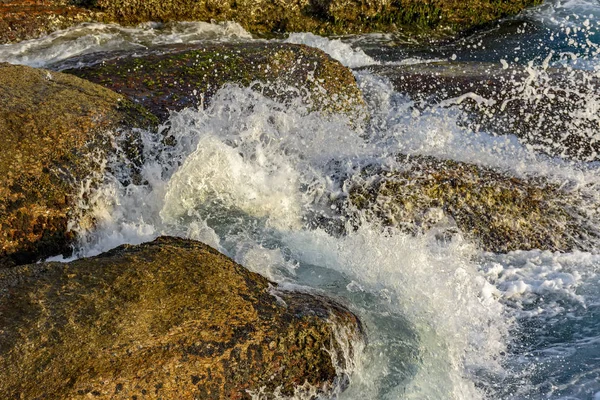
(0, 236), (363, 399)
(363, 62), (600, 161)
(88, 0), (544, 37)
(346, 155), (599, 253)
(0, 63), (157, 267)
(64, 42), (366, 121)
(0, 0), (543, 43)
(0, 1), (99, 44)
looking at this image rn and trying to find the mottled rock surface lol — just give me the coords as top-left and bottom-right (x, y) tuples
(0, 0), (543, 43)
(91, 0), (543, 36)
(63, 42), (366, 121)
(0, 62), (157, 267)
(0, 0), (99, 44)
(0, 236), (363, 399)
(363, 62), (600, 161)
(346, 155), (600, 253)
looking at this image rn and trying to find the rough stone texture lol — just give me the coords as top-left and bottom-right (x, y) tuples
(362, 62), (600, 161)
(91, 0), (544, 36)
(0, 236), (363, 399)
(0, 0), (99, 44)
(0, 62), (157, 267)
(346, 155), (600, 253)
(63, 42), (366, 122)
(0, 0), (543, 43)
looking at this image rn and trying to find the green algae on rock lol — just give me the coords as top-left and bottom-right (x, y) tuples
(0, 1), (99, 44)
(0, 62), (157, 267)
(64, 42), (366, 122)
(0, 0), (543, 44)
(85, 0), (544, 37)
(346, 155), (599, 253)
(0, 236), (363, 399)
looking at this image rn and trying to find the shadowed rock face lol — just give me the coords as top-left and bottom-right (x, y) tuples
(62, 42), (366, 122)
(0, 236), (364, 399)
(346, 155), (600, 253)
(0, 0), (543, 43)
(0, 63), (157, 267)
(362, 62), (600, 161)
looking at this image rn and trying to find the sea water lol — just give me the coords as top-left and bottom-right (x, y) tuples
(2, 0), (600, 398)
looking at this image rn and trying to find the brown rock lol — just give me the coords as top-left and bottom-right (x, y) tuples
(0, 62), (157, 267)
(0, 236), (364, 399)
(63, 42), (366, 122)
(346, 155), (599, 253)
(0, 1), (99, 44)
(0, 0), (543, 43)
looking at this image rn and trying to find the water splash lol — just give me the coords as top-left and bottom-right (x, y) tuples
(0, 21), (252, 68)
(23, 14), (600, 399)
(284, 32), (378, 68)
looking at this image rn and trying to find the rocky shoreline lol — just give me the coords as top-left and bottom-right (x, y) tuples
(0, 40), (367, 399)
(3, 1), (590, 398)
(0, 237), (364, 399)
(1, 0), (543, 44)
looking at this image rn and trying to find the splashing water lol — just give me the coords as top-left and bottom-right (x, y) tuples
(6, 2), (600, 397)
(0, 21), (252, 68)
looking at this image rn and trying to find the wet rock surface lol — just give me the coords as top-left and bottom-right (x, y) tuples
(62, 42), (366, 122)
(362, 62), (600, 161)
(0, 0), (99, 44)
(0, 0), (542, 43)
(0, 62), (157, 267)
(0, 236), (363, 399)
(345, 155), (600, 253)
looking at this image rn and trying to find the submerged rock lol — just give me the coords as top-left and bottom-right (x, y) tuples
(0, 0), (542, 43)
(0, 63), (157, 267)
(363, 62), (600, 161)
(63, 42), (366, 122)
(346, 155), (599, 253)
(0, 236), (363, 399)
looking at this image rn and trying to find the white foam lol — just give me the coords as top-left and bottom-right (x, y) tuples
(59, 82), (516, 399)
(283, 226), (509, 400)
(285, 32), (378, 68)
(481, 250), (600, 318)
(28, 27), (600, 398)
(0, 21), (252, 68)
(527, 0), (600, 27)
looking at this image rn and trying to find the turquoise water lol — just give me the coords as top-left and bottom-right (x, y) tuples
(2, 1), (600, 398)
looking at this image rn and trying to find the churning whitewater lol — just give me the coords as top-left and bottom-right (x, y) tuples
(4, 0), (600, 398)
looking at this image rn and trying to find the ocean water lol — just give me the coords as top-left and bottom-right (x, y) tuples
(3, 0), (600, 398)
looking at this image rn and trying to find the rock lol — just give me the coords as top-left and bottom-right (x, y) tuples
(91, 0), (543, 37)
(62, 42), (366, 122)
(0, 236), (363, 399)
(0, 63), (157, 267)
(346, 155), (599, 253)
(362, 62), (600, 161)
(0, 0), (543, 43)
(0, 1), (99, 44)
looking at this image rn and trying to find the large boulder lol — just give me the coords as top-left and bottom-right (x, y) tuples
(346, 155), (599, 253)
(0, 63), (157, 267)
(363, 62), (600, 161)
(63, 42), (366, 122)
(0, 236), (363, 399)
(0, 0), (543, 43)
